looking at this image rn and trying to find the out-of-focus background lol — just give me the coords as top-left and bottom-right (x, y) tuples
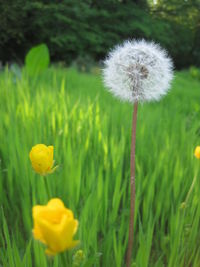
(0, 0), (200, 69)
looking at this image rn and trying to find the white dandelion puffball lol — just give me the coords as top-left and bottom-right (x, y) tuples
(103, 40), (174, 103)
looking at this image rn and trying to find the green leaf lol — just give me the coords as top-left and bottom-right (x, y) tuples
(25, 44), (50, 76)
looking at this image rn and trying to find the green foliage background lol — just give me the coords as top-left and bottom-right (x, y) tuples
(0, 67), (200, 266)
(0, 0), (200, 68)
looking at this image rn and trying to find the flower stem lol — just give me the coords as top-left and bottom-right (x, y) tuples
(126, 101), (138, 267)
(182, 164), (199, 208)
(43, 176), (51, 198)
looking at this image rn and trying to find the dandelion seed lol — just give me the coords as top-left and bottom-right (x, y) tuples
(32, 198), (79, 255)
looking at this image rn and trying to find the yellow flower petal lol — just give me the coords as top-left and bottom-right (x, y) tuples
(59, 215), (78, 249)
(32, 198), (79, 255)
(47, 198), (65, 209)
(29, 144), (55, 175)
(48, 146), (54, 157)
(194, 146), (200, 159)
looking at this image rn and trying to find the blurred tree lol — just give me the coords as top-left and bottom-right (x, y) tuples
(0, 0), (199, 68)
(149, 0), (200, 67)
(0, 0), (28, 62)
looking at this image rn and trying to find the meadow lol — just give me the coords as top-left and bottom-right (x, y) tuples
(0, 66), (200, 267)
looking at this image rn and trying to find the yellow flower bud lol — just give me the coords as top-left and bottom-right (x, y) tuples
(29, 144), (55, 175)
(73, 250), (85, 266)
(194, 146), (200, 159)
(32, 198), (79, 255)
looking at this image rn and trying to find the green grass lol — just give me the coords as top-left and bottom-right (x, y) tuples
(0, 67), (200, 267)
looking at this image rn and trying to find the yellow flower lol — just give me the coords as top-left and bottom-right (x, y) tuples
(194, 146), (200, 159)
(32, 198), (79, 255)
(29, 144), (57, 175)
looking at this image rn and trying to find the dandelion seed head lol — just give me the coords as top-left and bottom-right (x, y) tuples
(103, 39), (174, 103)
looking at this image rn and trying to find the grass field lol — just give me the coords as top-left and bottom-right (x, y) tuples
(0, 67), (200, 267)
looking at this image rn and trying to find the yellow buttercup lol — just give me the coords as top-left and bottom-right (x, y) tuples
(194, 146), (200, 159)
(29, 144), (57, 175)
(32, 198), (79, 255)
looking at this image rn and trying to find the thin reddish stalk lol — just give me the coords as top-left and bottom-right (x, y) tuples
(126, 101), (138, 267)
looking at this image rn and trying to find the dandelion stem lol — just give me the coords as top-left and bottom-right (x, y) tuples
(126, 101), (138, 267)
